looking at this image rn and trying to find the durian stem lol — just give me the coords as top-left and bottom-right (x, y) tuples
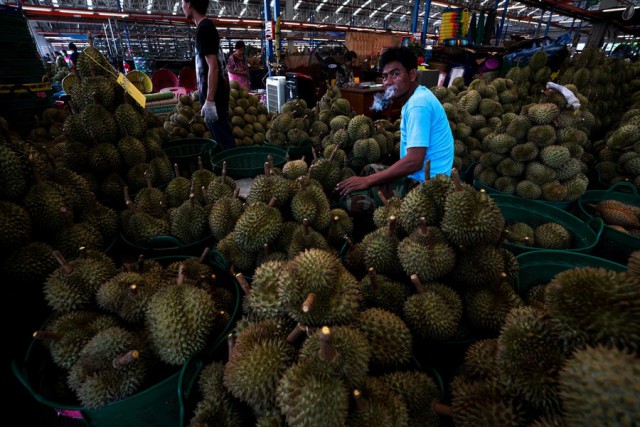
(137, 254), (145, 272)
(263, 243), (271, 256)
(286, 323), (305, 344)
(173, 163), (181, 178)
(112, 350), (139, 368)
(227, 333), (235, 360)
(60, 207), (74, 228)
(264, 161), (271, 177)
(33, 331), (63, 341)
(344, 235), (355, 251)
(303, 218), (310, 236)
(353, 389), (369, 411)
(298, 176), (308, 190)
(377, 190), (389, 207)
(124, 186), (134, 210)
(129, 283), (139, 295)
(189, 193), (196, 207)
(368, 267), (379, 289)
(302, 292), (316, 313)
(285, 153), (290, 161)
(451, 168), (463, 191)
(189, 177), (196, 196)
(319, 326), (338, 361)
(411, 274), (425, 294)
(432, 402), (453, 417)
(523, 236), (530, 246)
(424, 159), (431, 181)
(493, 272), (508, 287)
(268, 196), (278, 208)
(307, 164), (314, 179)
(329, 142), (342, 162)
(221, 161), (228, 181)
(177, 264), (185, 286)
(233, 187), (240, 199)
(311, 146), (318, 161)
(267, 154), (274, 170)
(387, 215), (397, 236)
(235, 272), (251, 295)
(52, 250), (73, 274)
(198, 247), (210, 264)
(198, 156), (204, 171)
(419, 217), (428, 236)
(145, 170), (153, 189)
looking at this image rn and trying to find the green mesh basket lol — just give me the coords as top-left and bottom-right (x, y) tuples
(490, 193), (604, 256)
(119, 233), (215, 259)
(210, 146), (287, 178)
(11, 253), (241, 427)
(577, 182), (640, 264)
(515, 250), (627, 296)
(473, 178), (574, 210)
(162, 138), (217, 179)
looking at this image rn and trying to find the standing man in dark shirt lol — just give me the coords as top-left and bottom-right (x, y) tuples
(68, 43), (79, 73)
(182, 0), (234, 150)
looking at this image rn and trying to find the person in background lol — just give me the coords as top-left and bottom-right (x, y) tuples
(227, 40), (250, 91)
(68, 43), (79, 72)
(54, 51), (67, 68)
(335, 50), (357, 87)
(182, 0), (235, 150)
(336, 46), (454, 213)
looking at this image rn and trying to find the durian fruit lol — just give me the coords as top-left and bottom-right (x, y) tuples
(243, 260), (287, 321)
(442, 171), (505, 248)
(360, 267), (410, 316)
(246, 163), (292, 208)
(379, 370), (443, 427)
(0, 142), (28, 201)
(165, 164), (192, 208)
(397, 164), (449, 233)
(450, 376), (526, 427)
(356, 308), (412, 369)
(398, 218), (456, 282)
(497, 307), (565, 412)
(346, 377), (409, 427)
(170, 193), (208, 244)
(558, 345), (640, 427)
(310, 147), (342, 194)
(590, 200), (640, 230)
(290, 176), (331, 231)
(217, 231), (257, 273)
(44, 251), (117, 313)
(277, 249), (360, 326)
(288, 218), (331, 258)
(1, 241), (58, 287)
(115, 103), (146, 139)
(403, 276), (463, 341)
(133, 172), (167, 219)
(534, 222), (572, 249)
(505, 222), (535, 246)
(224, 319), (296, 414)
(299, 326), (371, 388)
(67, 326), (147, 408)
(360, 216), (401, 276)
(23, 175), (68, 236)
(465, 276), (523, 334)
(209, 188), (243, 241)
(234, 197), (283, 253)
(54, 207), (104, 260)
(463, 339), (499, 379)
(282, 156), (308, 180)
(449, 246), (512, 289)
(373, 191), (403, 229)
(0, 201), (31, 254)
(545, 267), (640, 350)
(96, 271), (164, 324)
(79, 199), (118, 245)
(276, 362), (350, 427)
(145, 269), (218, 365)
(36, 311), (119, 370)
(190, 361), (244, 427)
(342, 236), (367, 280)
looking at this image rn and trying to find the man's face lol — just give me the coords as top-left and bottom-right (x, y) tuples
(381, 60), (415, 99)
(182, 0), (192, 19)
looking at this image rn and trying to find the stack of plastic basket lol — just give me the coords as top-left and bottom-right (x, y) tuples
(438, 8), (470, 44)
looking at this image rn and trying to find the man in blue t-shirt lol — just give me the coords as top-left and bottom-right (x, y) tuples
(182, 0), (234, 149)
(337, 46), (453, 199)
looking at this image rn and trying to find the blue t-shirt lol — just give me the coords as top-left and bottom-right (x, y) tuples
(400, 85), (454, 182)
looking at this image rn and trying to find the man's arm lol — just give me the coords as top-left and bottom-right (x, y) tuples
(205, 54), (219, 102)
(336, 147), (426, 196)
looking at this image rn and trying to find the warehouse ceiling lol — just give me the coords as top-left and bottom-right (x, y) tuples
(12, 0), (640, 57)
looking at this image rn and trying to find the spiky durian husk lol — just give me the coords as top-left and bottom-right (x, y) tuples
(276, 363), (350, 427)
(379, 370), (443, 427)
(465, 285), (523, 334)
(97, 271), (165, 324)
(403, 283), (462, 341)
(346, 377), (409, 427)
(245, 260), (288, 320)
(356, 308), (412, 369)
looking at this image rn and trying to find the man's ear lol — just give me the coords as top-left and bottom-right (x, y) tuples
(409, 68), (417, 82)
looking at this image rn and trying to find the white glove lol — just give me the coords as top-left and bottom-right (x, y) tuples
(201, 101), (218, 122)
(546, 82), (581, 110)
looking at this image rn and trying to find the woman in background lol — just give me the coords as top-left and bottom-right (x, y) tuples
(227, 41), (250, 91)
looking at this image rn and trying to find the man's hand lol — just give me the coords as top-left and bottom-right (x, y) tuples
(201, 101), (218, 122)
(336, 176), (370, 196)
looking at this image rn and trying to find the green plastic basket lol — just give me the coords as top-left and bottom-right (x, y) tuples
(473, 178), (574, 210)
(210, 145), (287, 178)
(515, 250), (627, 296)
(577, 182), (640, 264)
(490, 193), (604, 256)
(162, 138), (217, 179)
(119, 234), (216, 259)
(11, 254), (241, 427)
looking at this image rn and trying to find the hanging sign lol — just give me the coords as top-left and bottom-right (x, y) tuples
(116, 73), (146, 108)
(265, 20), (275, 40)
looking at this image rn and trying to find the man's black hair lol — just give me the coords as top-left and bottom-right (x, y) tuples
(185, 0), (209, 16)
(68, 43), (77, 51)
(379, 46), (417, 73)
(235, 40), (245, 50)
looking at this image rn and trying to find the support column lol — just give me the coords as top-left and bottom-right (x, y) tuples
(411, 0), (421, 34)
(534, 10), (545, 37)
(495, 0), (509, 46)
(263, 0), (274, 74)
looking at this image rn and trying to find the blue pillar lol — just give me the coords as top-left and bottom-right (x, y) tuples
(570, 1), (582, 32)
(544, 6), (554, 37)
(260, 8), (265, 66)
(383, 19), (388, 30)
(495, 0), (509, 46)
(411, 0), (421, 34)
(273, 0), (281, 54)
(310, 12), (315, 49)
(535, 10), (545, 37)
(421, 0), (431, 45)
(263, 0), (273, 74)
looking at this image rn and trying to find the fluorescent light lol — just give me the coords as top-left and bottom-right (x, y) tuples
(384, 12), (392, 19)
(218, 6), (226, 16)
(362, 0), (372, 6)
(240, 7), (246, 16)
(603, 7), (627, 12)
(294, 1), (302, 9)
(97, 12), (129, 17)
(86, 0), (93, 10)
(336, 6), (344, 13)
(370, 10), (378, 17)
(507, 5), (526, 10)
(22, 5), (52, 11)
(146, 0), (153, 14)
(559, 19), (579, 23)
(392, 5), (402, 12)
(52, 0), (59, 6)
(353, 7), (362, 15)
(316, 4), (324, 11)
(243, 0), (249, 3)
(58, 8), (94, 14)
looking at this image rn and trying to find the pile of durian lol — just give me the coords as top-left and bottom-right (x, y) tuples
(163, 93), (211, 141)
(505, 221), (573, 249)
(593, 108), (640, 187)
(448, 251), (640, 427)
(33, 248), (234, 408)
(229, 80), (272, 146)
(503, 50), (556, 109)
(473, 86), (594, 202)
(587, 199), (640, 237)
